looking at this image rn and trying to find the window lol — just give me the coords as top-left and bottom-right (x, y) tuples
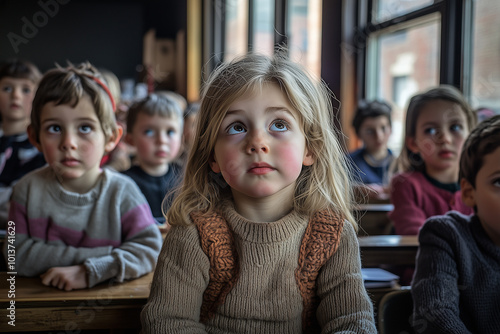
(208, 0), (322, 78)
(287, 0), (322, 76)
(469, 0), (500, 114)
(252, 0), (275, 56)
(374, 0), (434, 22)
(224, 0), (248, 61)
(366, 15), (440, 153)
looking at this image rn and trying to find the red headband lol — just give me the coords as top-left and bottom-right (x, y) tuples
(89, 76), (116, 112)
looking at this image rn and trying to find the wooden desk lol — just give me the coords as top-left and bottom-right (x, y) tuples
(355, 204), (394, 236)
(0, 272), (153, 332)
(359, 235), (418, 267)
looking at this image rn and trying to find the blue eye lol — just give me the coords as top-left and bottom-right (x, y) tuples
(270, 120), (288, 132)
(167, 129), (176, 137)
(493, 178), (500, 187)
(1, 86), (12, 93)
(47, 125), (61, 134)
(450, 124), (463, 132)
(424, 127), (438, 136)
(144, 129), (154, 137)
(227, 123), (246, 135)
(22, 87), (32, 94)
(79, 125), (92, 134)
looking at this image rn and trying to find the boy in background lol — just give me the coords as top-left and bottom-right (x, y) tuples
(5, 62), (162, 290)
(122, 93), (183, 224)
(349, 99), (393, 200)
(0, 59), (45, 229)
(411, 115), (500, 333)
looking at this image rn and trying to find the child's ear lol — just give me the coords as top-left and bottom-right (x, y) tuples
(27, 125), (42, 152)
(104, 125), (123, 154)
(210, 153), (221, 173)
(303, 148), (315, 166)
(406, 136), (419, 153)
(460, 178), (476, 208)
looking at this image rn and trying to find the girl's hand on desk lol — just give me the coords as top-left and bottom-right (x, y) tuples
(40, 265), (89, 291)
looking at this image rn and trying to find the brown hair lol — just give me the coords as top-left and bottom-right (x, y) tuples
(459, 114), (500, 187)
(31, 62), (118, 142)
(0, 59), (42, 83)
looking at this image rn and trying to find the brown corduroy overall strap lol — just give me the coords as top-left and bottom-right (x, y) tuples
(192, 209), (344, 333)
(295, 209), (344, 334)
(191, 211), (240, 323)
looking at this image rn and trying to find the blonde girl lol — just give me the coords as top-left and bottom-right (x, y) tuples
(141, 52), (376, 333)
(389, 85), (477, 236)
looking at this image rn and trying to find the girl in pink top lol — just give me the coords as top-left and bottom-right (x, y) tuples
(389, 85), (476, 235)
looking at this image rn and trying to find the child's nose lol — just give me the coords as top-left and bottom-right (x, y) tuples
(246, 130), (269, 154)
(157, 132), (168, 144)
(436, 129), (452, 144)
(11, 87), (22, 100)
(60, 132), (77, 150)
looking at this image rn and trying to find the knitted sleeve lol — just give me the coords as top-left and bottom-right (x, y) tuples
(140, 224), (211, 334)
(7, 178), (113, 277)
(84, 180), (162, 287)
(315, 221), (377, 333)
(411, 216), (472, 334)
(389, 172), (428, 235)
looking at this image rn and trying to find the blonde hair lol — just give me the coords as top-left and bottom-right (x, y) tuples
(31, 62), (119, 143)
(167, 52), (356, 229)
(393, 85), (477, 174)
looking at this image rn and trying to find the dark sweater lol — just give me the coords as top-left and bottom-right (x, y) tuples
(122, 164), (182, 223)
(412, 211), (500, 333)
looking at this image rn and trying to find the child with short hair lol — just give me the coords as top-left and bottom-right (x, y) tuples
(122, 93), (184, 224)
(389, 85), (476, 235)
(0, 59), (45, 228)
(4, 62), (162, 291)
(141, 53), (376, 333)
(350, 99), (394, 200)
(411, 115), (500, 333)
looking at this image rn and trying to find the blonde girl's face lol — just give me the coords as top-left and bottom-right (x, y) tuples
(30, 96), (118, 193)
(210, 82), (314, 207)
(407, 100), (469, 181)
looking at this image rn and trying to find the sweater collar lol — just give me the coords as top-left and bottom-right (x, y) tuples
(423, 169), (460, 193)
(47, 167), (106, 206)
(221, 200), (308, 244)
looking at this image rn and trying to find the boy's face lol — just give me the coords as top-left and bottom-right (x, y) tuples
(461, 146), (500, 246)
(126, 113), (182, 176)
(29, 96), (117, 193)
(358, 115), (391, 155)
(0, 77), (36, 123)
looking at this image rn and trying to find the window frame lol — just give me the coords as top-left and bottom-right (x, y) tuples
(357, 0), (466, 100)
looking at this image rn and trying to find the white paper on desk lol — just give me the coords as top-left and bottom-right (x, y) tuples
(362, 268), (399, 288)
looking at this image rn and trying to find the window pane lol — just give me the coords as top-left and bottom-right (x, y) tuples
(252, 0), (274, 56)
(286, 0), (322, 77)
(224, 0), (248, 61)
(375, 0), (434, 22)
(470, 0), (500, 116)
(367, 17), (440, 154)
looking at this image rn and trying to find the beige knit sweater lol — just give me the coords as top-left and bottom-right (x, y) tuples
(141, 202), (376, 333)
